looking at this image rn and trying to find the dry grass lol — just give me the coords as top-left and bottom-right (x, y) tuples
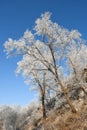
(44, 106), (87, 130)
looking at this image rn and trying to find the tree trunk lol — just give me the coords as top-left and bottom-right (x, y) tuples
(41, 94), (46, 119)
(37, 79), (46, 119)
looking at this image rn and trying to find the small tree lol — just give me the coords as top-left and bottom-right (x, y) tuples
(4, 12), (84, 113)
(66, 43), (87, 99)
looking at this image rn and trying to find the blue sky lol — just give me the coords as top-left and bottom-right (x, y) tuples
(0, 0), (87, 106)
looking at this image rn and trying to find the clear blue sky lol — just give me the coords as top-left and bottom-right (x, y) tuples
(0, 0), (87, 106)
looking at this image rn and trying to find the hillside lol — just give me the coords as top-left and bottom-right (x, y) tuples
(0, 94), (87, 130)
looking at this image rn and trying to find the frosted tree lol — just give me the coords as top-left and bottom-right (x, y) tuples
(0, 104), (40, 130)
(0, 105), (18, 130)
(4, 12), (83, 114)
(66, 42), (87, 100)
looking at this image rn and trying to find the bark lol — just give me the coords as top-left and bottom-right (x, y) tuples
(39, 81), (46, 119)
(41, 93), (46, 119)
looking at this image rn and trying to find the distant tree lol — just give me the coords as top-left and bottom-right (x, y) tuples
(0, 104), (40, 130)
(0, 105), (17, 130)
(4, 12), (85, 114)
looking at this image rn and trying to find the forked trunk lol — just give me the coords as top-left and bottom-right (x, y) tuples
(58, 79), (77, 113)
(48, 44), (77, 113)
(63, 90), (77, 113)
